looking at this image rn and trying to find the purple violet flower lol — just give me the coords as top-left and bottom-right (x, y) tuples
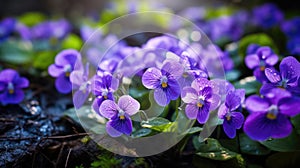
(70, 63), (93, 109)
(92, 72), (119, 115)
(48, 49), (80, 94)
(0, 69), (29, 105)
(246, 44), (260, 55)
(166, 51), (208, 90)
(252, 3), (284, 29)
(287, 38), (300, 55)
(142, 60), (183, 106)
(245, 46), (278, 83)
(181, 78), (220, 124)
(100, 95), (140, 137)
(0, 18), (16, 42)
(209, 16), (243, 42)
(142, 35), (185, 56)
(244, 88), (300, 140)
(260, 56), (300, 95)
(281, 17), (300, 39)
(218, 90), (245, 138)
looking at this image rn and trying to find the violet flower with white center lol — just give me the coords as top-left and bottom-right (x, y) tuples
(260, 56), (300, 95)
(100, 95), (140, 137)
(0, 69), (29, 105)
(48, 49), (80, 94)
(142, 60), (183, 106)
(218, 89), (245, 138)
(167, 51), (208, 90)
(92, 72), (119, 115)
(245, 46), (278, 83)
(181, 78), (220, 124)
(244, 88), (300, 140)
(70, 63), (93, 109)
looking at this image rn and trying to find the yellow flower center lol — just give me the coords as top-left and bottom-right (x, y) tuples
(266, 113), (277, 120)
(197, 102), (203, 108)
(182, 72), (189, 78)
(9, 89), (14, 94)
(226, 115), (231, 121)
(260, 66), (265, 71)
(119, 115), (125, 120)
(103, 95), (108, 99)
(161, 82), (168, 88)
(65, 72), (70, 77)
(267, 105), (278, 120)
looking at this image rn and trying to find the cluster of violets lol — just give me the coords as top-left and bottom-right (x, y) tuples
(1, 2), (300, 141)
(181, 3), (300, 55)
(0, 18), (71, 44)
(46, 33), (247, 139)
(244, 45), (300, 140)
(46, 31), (300, 140)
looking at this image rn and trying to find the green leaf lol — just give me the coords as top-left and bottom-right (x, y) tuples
(61, 34), (83, 50)
(291, 114), (300, 134)
(239, 133), (271, 155)
(205, 7), (234, 19)
(33, 51), (56, 70)
(0, 40), (33, 64)
(260, 131), (300, 152)
(184, 127), (203, 135)
(63, 106), (106, 131)
(131, 128), (152, 138)
(238, 33), (278, 57)
(90, 124), (106, 134)
(141, 117), (172, 132)
(234, 76), (261, 95)
(18, 12), (46, 26)
(194, 138), (239, 161)
(225, 69), (241, 82)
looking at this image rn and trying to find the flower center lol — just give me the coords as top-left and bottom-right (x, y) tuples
(259, 61), (266, 71)
(182, 72), (189, 78)
(225, 113), (231, 121)
(118, 109), (125, 120)
(79, 81), (91, 94)
(7, 82), (14, 94)
(197, 96), (205, 108)
(64, 64), (72, 77)
(277, 79), (287, 89)
(101, 88), (109, 99)
(266, 105), (278, 120)
(160, 76), (168, 88)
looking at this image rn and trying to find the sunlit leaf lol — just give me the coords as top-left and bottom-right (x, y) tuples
(18, 12), (46, 26)
(194, 138), (240, 161)
(33, 51), (56, 70)
(234, 76), (261, 95)
(141, 117), (172, 132)
(0, 40), (33, 64)
(61, 34), (83, 50)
